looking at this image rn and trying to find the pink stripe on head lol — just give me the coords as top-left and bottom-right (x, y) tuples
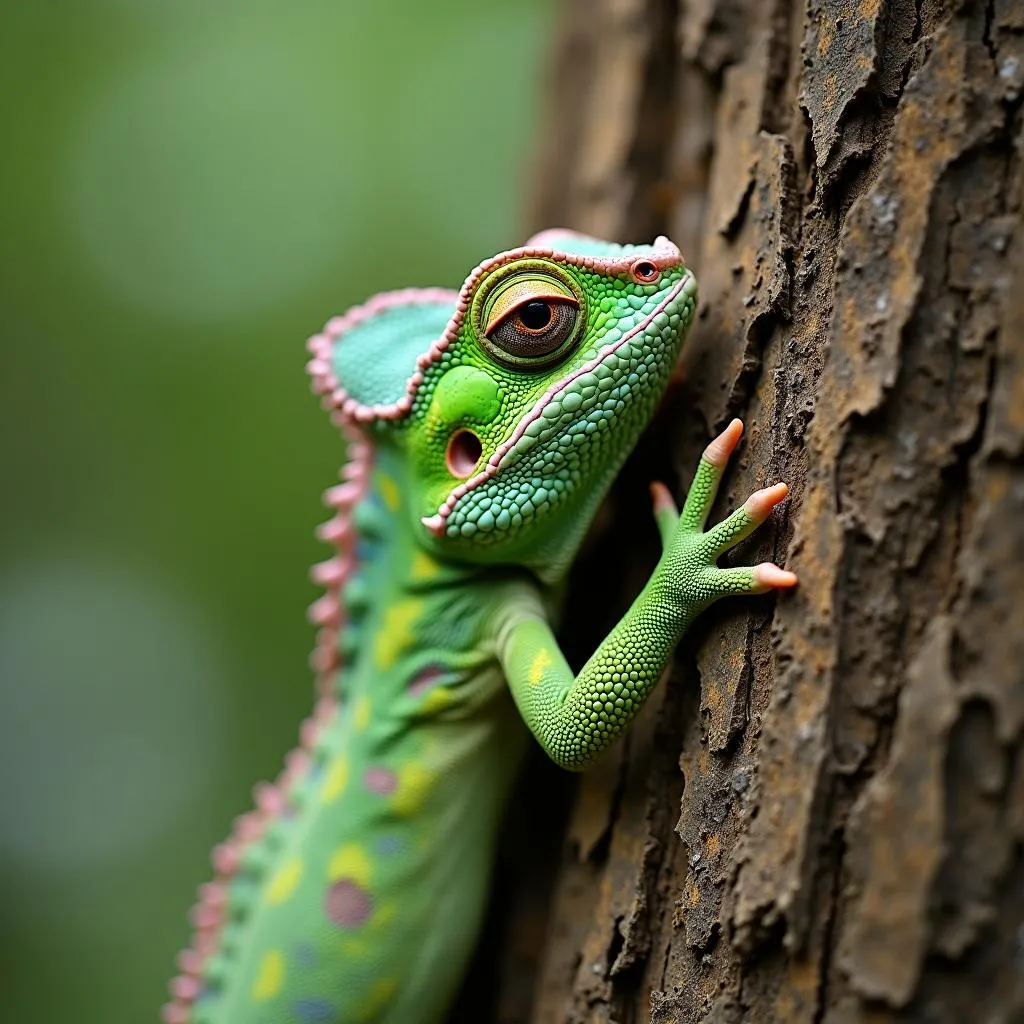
(524, 227), (608, 248)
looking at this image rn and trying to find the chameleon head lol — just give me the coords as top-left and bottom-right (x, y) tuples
(310, 230), (698, 582)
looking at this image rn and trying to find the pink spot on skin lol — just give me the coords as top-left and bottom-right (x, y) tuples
(363, 767), (398, 795)
(325, 879), (373, 928)
(409, 665), (445, 696)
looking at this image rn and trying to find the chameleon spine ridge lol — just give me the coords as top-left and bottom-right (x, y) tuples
(161, 426), (372, 1024)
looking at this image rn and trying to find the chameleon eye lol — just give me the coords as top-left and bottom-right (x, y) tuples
(482, 275), (581, 367)
(631, 258), (660, 284)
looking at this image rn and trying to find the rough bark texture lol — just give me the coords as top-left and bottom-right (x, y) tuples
(487, 1), (1024, 1021)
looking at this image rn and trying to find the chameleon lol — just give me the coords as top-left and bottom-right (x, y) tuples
(162, 230), (796, 1024)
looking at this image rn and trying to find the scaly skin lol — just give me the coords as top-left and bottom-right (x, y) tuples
(163, 231), (796, 1024)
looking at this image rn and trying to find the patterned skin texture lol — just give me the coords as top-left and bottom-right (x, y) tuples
(163, 231), (796, 1024)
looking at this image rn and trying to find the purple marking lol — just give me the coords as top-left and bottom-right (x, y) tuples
(408, 664), (445, 696)
(291, 942), (318, 968)
(292, 997), (337, 1021)
(324, 879), (373, 928)
(376, 834), (403, 857)
(363, 767), (398, 795)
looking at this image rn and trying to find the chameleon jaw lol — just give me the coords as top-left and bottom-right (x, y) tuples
(421, 269), (696, 539)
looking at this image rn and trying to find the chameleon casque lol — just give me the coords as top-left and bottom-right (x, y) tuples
(163, 230), (796, 1024)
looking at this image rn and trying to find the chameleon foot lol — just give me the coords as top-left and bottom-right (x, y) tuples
(652, 419), (797, 610)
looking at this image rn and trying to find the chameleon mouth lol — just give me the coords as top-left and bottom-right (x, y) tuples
(422, 268), (695, 538)
(446, 430), (483, 478)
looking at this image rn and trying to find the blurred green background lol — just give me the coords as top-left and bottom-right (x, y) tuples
(0, 2), (551, 1020)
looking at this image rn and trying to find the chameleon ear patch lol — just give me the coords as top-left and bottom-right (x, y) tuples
(307, 288), (458, 422)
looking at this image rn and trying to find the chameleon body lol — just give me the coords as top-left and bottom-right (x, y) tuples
(163, 231), (795, 1024)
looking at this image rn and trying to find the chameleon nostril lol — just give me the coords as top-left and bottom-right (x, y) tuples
(446, 430), (483, 478)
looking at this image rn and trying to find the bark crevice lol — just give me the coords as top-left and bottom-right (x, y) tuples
(475, 1), (1024, 1021)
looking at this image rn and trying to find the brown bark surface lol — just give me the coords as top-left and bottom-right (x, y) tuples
(491, 1), (1024, 1021)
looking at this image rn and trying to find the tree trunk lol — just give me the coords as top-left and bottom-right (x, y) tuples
(486, 1), (1024, 1021)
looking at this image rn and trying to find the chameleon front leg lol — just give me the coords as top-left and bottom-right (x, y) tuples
(495, 419), (796, 770)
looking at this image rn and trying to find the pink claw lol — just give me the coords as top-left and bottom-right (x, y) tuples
(703, 418), (744, 468)
(649, 480), (677, 515)
(743, 482), (790, 522)
(752, 562), (799, 590)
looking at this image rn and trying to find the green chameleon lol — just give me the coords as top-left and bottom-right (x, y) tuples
(163, 230), (796, 1024)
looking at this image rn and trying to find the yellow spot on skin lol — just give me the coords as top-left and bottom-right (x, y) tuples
(353, 695), (371, 732)
(356, 977), (399, 1021)
(377, 473), (400, 511)
(421, 687), (451, 714)
(391, 762), (436, 817)
(327, 843), (372, 886)
(341, 937), (372, 958)
(370, 899), (397, 931)
(409, 549), (439, 581)
(528, 648), (553, 686)
(252, 949), (284, 1001)
(321, 755), (349, 803)
(266, 858), (303, 905)
(374, 599), (422, 669)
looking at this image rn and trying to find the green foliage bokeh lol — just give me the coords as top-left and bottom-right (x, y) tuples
(0, 2), (551, 1020)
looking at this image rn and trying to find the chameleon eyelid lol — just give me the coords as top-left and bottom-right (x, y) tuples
(484, 286), (579, 336)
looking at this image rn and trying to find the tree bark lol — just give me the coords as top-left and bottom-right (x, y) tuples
(492, 1), (1024, 1021)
